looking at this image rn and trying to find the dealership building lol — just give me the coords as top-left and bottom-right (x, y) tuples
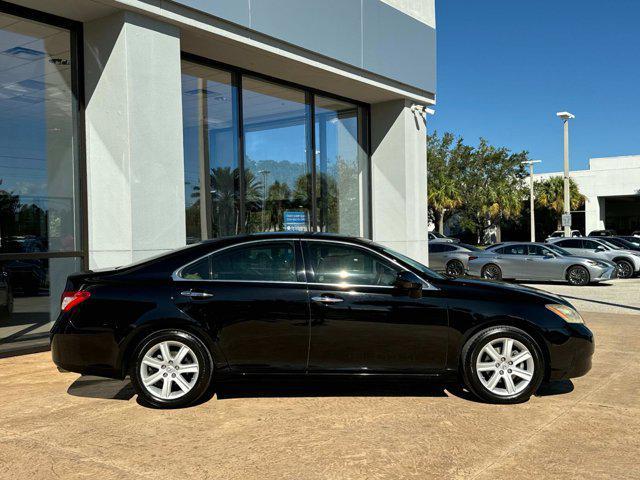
(0, 0), (436, 355)
(535, 155), (640, 236)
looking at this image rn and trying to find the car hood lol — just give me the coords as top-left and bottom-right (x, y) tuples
(447, 277), (570, 306)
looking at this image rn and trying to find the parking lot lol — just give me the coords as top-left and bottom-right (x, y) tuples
(2, 305), (639, 479)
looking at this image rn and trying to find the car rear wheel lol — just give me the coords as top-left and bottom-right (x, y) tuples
(567, 265), (590, 286)
(446, 259), (465, 277)
(461, 326), (544, 404)
(130, 329), (213, 409)
(615, 259), (634, 279)
(481, 264), (502, 280)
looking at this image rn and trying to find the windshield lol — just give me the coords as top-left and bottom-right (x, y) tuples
(382, 247), (444, 280)
(546, 244), (572, 256)
(606, 238), (633, 249)
(598, 239), (619, 250)
(431, 232), (446, 238)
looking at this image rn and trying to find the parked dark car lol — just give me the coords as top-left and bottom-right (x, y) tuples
(588, 229), (617, 237)
(599, 237), (640, 253)
(51, 233), (594, 408)
(620, 236), (640, 248)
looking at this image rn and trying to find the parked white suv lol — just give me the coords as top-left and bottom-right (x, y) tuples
(545, 230), (582, 241)
(547, 237), (640, 278)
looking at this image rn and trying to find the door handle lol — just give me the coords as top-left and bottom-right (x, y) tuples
(311, 296), (343, 304)
(181, 290), (213, 298)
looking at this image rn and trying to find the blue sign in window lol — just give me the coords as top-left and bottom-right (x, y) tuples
(283, 211), (309, 232)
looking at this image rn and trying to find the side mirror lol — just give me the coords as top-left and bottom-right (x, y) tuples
(595, 246), (605, 252)
(394, 271), (423, 298)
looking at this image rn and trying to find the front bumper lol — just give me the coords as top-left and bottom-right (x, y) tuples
(589, 265), (616, 282)
(548, 324), (595, 381)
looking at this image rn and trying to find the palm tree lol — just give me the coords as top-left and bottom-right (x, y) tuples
(535, 176), (584, 230)
(427, 132), (463, 234)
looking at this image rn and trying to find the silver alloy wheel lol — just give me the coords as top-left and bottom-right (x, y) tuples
(139, 340), (200, 400)
(475, 337), (534, 396)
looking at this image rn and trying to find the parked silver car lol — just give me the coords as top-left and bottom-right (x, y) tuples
(467, 242), (616, 286)
(547, 237), (640, 279)
(428, 232), (457, 243)
(429, 242), (481, 276)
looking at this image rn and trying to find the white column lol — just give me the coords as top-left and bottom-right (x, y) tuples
(84, 12), (186, 268)
(370, 99), (428, 264)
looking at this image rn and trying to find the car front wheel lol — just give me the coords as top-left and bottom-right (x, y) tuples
(461, 326), (544, 404)
(130, 329), (213, 408)
(567, 265), (590, 286)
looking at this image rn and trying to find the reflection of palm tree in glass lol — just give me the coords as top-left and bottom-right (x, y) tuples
(190, 167), (263, 236)
(243, 169), (263, 233)
(266, 181), (291, 231)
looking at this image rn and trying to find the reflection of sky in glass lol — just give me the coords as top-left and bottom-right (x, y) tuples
(0, 19), (72, 206)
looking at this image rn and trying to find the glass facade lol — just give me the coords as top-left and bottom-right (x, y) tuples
(181, 58), (369, 240)
(0, 9), (82, 355)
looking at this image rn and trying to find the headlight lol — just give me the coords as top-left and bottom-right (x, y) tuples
(546, 304), (584, 324)
(586, 260), (601, 267)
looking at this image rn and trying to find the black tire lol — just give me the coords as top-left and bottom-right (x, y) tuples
(481, 263), (502, 280)
(567, 265), (590, 286)
(461, 326), (545, 404)
(130, 329), (213, 409)
(615, 259), (634, 279)
(446, 259), (465, 277)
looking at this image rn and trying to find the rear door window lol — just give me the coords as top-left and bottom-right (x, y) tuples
(179, 242), (297, 282)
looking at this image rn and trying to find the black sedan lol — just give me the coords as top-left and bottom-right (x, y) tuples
(51, 233), (594, 408)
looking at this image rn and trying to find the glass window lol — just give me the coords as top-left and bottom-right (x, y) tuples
(315, 96), (366, 236)
(212, 242), (295, 282)
(429, 244), (445, 253)
(181, 61), (239, 243)
(502, 245), (526, 255)
(0, 11), (82, 356)
(0, 13), (79, 254)
(440, 244), (457, 252)
(180, 62), (370, 240)
(557, 239), (582, 248)
(180, 256), (210, 280)
(242, 77), (310, 234)
(307, 242), (399, 286)
(583, 239), (603, 250)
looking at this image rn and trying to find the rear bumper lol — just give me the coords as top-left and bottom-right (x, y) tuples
(548, 324), (595, 381)
(50, 316), (122, 379)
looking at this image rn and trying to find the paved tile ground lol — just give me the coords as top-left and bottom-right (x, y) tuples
(1, 311), (639, 480)
(523, 277), (640, 315)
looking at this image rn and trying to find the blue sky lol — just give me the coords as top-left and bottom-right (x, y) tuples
(429, 0), (640, 173)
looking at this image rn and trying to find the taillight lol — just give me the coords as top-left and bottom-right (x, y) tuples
(61, 291), (91, 312)
(468, 255), (478, 261)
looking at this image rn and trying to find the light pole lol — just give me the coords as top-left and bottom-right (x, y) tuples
(556, 111), (575, 237)
(521, 160), (541, 242)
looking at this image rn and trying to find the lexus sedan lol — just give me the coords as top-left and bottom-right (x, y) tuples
(429, 242), (481, 276)
(467, 242), (616, 286)
(51, 233), (594, 408)
(547, 237), (640, 278)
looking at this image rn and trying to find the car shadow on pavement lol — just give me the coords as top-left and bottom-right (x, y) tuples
(66, 375), (575, 406)
(67, 375), (135, 401)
